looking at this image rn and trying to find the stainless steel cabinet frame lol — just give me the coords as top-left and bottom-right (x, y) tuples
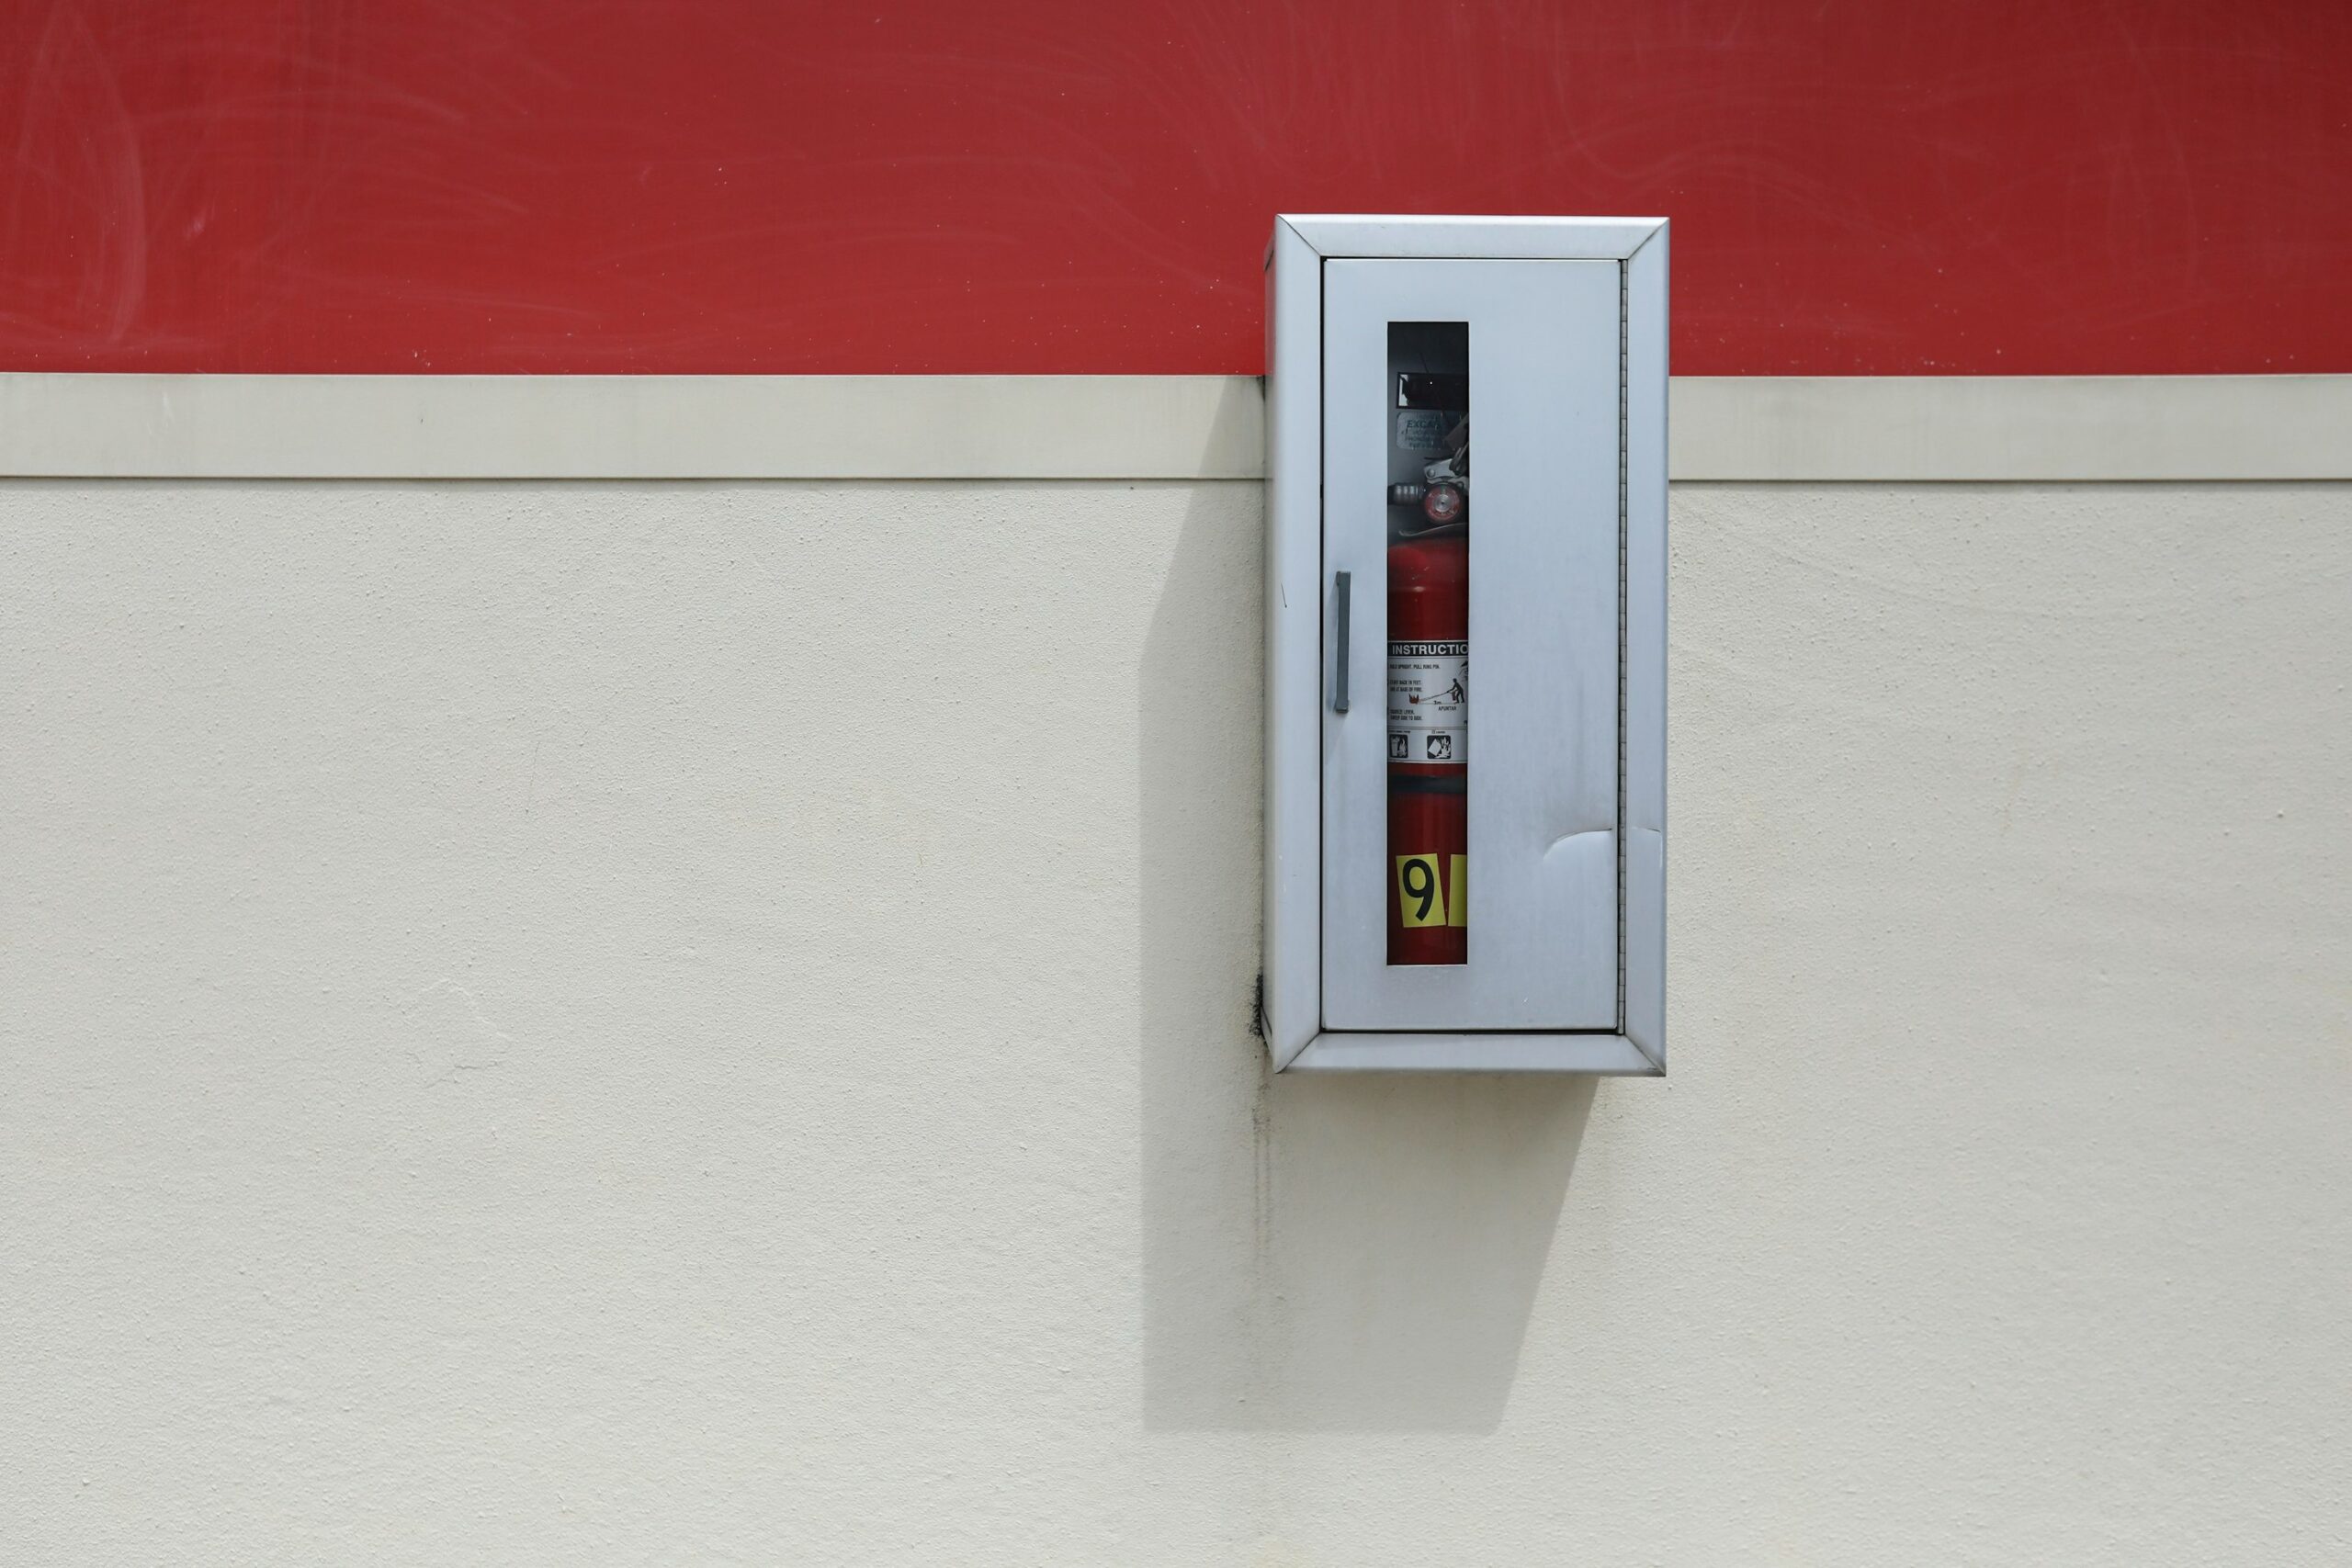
(1261, 215), (1668, 1073)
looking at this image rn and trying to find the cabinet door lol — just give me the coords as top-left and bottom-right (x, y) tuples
(1320, 259), (1622, 1032)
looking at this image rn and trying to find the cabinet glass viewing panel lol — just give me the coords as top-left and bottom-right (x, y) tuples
(1384, 323), (1470, 966)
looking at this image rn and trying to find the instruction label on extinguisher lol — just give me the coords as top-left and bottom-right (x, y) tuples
(1388, 640), (1467, 764)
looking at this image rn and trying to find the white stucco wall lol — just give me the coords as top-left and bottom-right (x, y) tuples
(4, 478), (2347, 1563)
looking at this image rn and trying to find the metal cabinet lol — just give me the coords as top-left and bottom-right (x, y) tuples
(1261, 216), (1668, 1073)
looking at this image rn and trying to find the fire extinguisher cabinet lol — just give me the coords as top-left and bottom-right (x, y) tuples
(1261, 215), (1668, 1073)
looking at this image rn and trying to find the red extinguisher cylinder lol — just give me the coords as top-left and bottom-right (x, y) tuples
(1386, 533), (1468, 965)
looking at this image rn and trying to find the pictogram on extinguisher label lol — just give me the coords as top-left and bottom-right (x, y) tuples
(1387, 639), (1467, 764)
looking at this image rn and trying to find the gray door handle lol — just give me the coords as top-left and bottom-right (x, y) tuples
(1332, 570), (1352, 714)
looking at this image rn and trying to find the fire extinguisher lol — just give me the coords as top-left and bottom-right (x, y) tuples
(1386, 484), (1468, 965)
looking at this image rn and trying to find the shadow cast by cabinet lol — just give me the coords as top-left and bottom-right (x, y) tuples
(1136, 485), (1591, 1433)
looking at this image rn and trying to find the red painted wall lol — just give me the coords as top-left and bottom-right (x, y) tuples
(4, 1), (2346, 375)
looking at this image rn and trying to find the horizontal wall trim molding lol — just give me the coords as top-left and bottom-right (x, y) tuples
(3, 374), (2346, 482)
(1670, 376), (2352, 481)
(0, 375), (1267, 482)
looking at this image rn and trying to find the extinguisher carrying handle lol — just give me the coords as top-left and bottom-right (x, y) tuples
(1331, 570), (1351, 713)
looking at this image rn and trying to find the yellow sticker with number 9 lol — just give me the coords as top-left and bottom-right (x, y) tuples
(1396, 854), (1447, 927)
